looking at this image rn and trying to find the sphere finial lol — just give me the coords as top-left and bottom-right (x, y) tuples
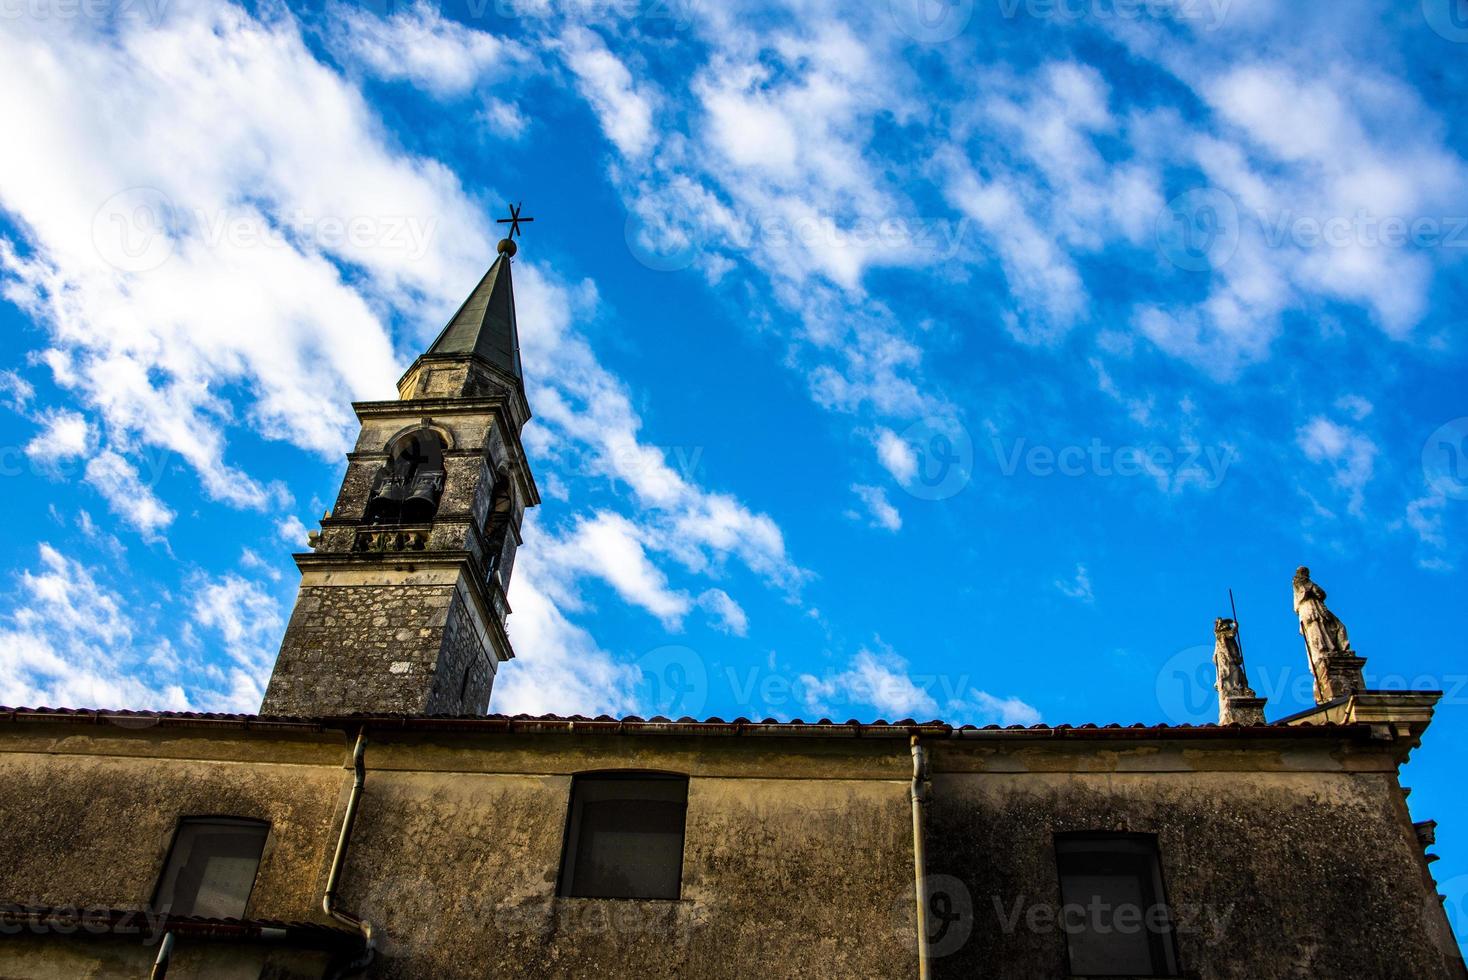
(497, 238), (517, 257)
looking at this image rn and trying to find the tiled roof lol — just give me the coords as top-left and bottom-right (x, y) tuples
(0, 705), (1363, 739)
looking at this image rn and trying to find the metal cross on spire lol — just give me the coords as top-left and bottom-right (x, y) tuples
(497, 202), (535, 240)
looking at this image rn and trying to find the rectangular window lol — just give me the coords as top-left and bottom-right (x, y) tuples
(558, 773), (688, 900)
(153, 817), (269, 919)
(1054, 834), (1180, 978)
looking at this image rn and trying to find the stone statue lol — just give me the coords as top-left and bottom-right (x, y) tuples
(1292, 566), (1364, 703)
(1213, 618), (1265, 725)
(1213, 618), (1255, 698)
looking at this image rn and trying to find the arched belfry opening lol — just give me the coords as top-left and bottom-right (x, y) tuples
(365, 428), (446, 525)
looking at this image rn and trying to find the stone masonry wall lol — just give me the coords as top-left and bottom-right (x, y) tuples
(262, 582), (460, 716)
(425, 594), (493, 714)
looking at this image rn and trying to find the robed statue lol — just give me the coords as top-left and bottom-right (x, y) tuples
(1213, 618), (1255, 699)
(1293, 566), (1353, 702)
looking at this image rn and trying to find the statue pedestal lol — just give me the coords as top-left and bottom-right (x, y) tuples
(1221, 696), (1268, 726)
(1320, 654), (1368, 702)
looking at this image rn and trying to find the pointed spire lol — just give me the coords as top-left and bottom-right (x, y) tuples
(423, 239), (522, 378)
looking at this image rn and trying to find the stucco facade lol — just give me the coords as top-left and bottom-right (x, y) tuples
(0, 708), (1458, 978)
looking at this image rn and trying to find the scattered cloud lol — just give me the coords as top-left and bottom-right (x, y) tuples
(1296, 416), (1377, 516)
(1054, 563), (1095, 604)
(850, 483), (902, 532)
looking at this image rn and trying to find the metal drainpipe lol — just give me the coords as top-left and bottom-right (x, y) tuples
(324, 729), (376, 978)
(149, 930), (174, 979)
(910, 734), (932, 980)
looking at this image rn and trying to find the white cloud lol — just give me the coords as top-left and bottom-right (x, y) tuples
(697, 588), (748, 636)
(874, 427), (917, 483)
(496, 534), (642, 717)
(799, 649), (938, 720)
(0, 544), (190, 711)
(949, 692), (1043, 727)
(1054, 563), (1094, 604)
(850, 483), (902, 532)
(481, 98), (529, 139)
(0, 1), (478, 513)
(24, 410), (92, 466)
(191, 572), (283, 676)
(276, 515), (310, 547)
(325, 1), (527, 97)
(84, 450), (175, 539)
(0, 370), (34, 410)
(1296, 416), (1377, 516)
(559, 26), (656, 158)
(544, 511), (692, 629)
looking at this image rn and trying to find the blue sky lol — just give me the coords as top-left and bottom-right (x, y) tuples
(0, 0), (1464, 945)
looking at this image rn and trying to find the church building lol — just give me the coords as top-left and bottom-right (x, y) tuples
(0, 233), (1460, 979)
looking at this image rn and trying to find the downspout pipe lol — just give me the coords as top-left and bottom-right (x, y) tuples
(910, 734), (932, 980)
(324, 729), (375, 978)
(149, 930), (174, 979)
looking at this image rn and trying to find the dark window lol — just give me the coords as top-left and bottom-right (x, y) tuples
(153, 818), (269, 918)
(1054, 834), (1180, 977)
(558, 773), (688, 900)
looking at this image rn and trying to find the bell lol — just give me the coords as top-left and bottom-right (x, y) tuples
(365, 474), (410, 523)
(401, 470), (444, 524)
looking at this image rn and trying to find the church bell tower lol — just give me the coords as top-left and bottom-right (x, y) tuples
(260, 233), (539, 717)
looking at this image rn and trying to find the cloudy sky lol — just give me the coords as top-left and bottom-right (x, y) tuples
(0, 0), (1465, 930)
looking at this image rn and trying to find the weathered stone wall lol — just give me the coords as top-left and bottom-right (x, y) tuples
(262, 581), (459, 715)
(424, 595), (493, 714)
(0, 727), (344, 920)
(0, 723), (1457, 980)
(336, 734), (917, 979)
(923, 737), (1462, 980)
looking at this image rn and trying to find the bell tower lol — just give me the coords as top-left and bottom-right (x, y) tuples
(260, 233), (539, 717)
